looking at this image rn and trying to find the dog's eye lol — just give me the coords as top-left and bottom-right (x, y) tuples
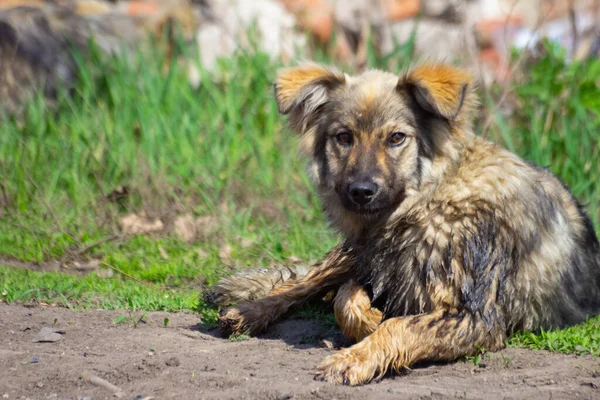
(335, 131), (353, 146)
(388, 132), (406, 146)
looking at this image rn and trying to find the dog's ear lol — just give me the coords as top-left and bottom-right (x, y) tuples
(400, 63), (473, 121)
(274, 63), (345, 133)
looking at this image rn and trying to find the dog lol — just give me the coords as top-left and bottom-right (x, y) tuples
(216, 61), (600, 385)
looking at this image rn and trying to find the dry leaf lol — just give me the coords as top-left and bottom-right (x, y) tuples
(239, 237), (254, 248)
(96, 268), (114, 279)
(119, 213), (164, 235)
(74, 259), (101, 271)
(195, 248), (208, 259)
(319, 338), (335, 350)
(158, 245), (169, 260)
(173, 214), (219, 242)
(195, 215), (218, 239)
(218, 244), (233, 264)
(173, 214), (196, 243)
(287, 255), (302, 264)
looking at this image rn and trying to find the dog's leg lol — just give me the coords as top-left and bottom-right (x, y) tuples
(204, 264), (311, 307)
(333, 280), (382, 342)
(219, 243), (353, 335)
(315, 309), (505, 385)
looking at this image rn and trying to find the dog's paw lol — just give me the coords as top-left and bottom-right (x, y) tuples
(314, 348), (378, 386)
(218, 302), (269, 336)
(218, 306), (248, 335)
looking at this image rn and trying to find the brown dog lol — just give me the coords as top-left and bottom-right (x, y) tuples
(217, 62), (600, 385)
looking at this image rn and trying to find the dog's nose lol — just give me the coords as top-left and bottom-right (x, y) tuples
(348, 180), (379, 206)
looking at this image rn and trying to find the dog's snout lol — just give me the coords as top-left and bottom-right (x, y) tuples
(348, 180), (379, 206)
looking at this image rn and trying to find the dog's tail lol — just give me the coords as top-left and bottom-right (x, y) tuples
(204, 265), (311, 307)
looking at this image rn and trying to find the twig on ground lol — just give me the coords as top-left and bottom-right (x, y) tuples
(81, 370), (124, 398)
(568, 0), (579, 55)
(70, 234), (122, 257)
(100, 260), (165, 290)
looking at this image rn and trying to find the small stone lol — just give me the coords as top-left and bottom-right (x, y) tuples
(165, 357), (180, 367)
(32, 327), (64, 343)
(276, 392), (292, 400)
(36, 382), (43, 388)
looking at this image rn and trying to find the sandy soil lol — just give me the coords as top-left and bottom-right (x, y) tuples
(1, 304), (598, 400)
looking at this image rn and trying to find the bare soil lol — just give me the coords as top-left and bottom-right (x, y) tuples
(1, 304), (599, 400)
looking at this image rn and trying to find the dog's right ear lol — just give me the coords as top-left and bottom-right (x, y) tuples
(274, 63), (345, 133)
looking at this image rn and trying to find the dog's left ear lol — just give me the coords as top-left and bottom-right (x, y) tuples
(400, 63), (473, 121)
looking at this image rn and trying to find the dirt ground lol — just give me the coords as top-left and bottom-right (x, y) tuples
(1, 305), (599, 400)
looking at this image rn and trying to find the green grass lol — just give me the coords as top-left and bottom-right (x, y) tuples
(0, 37), (599, 357)
(483, 43), (600, 227)
(0, 266), (198, 312)
(508, 316), (600, 356)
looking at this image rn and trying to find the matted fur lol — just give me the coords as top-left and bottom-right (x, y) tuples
(217, 61), (600, 386)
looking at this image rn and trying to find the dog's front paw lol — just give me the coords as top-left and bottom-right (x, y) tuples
(219, 306), (248, 335)
(314, 348), (378, 386)
(218, 302), (269, 336)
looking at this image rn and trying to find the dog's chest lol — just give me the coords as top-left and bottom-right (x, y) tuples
(352, 221), (460, 319)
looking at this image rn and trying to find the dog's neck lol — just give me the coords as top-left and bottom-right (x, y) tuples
(394, 127), (472, 215)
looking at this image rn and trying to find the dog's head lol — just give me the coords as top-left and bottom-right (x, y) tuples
(274, 62), (475, 237)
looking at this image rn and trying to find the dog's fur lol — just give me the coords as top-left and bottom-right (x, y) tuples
(217, 62), (600, 385)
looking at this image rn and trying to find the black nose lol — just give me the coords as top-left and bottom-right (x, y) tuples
(348, 180), (379, 206)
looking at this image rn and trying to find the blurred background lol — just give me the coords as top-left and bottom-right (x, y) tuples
(2, 0), (600, 111)
(1, 0), (599, 314)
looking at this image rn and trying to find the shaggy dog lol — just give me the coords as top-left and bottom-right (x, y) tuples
(215, 62), (600, 385)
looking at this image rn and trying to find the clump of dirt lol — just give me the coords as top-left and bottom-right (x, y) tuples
(1, 304), (598, 399)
